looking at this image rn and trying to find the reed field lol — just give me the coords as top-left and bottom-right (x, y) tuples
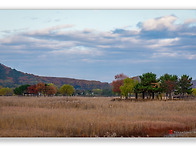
(0, 96), (196, 137)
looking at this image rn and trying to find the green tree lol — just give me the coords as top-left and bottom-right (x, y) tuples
(101, 88), (114, 97)
(139, 72), (157, 99)
(92, 89), (102, 96)
(14, 84), (30, 95)
(59, 84), (75, 96)
(177, 75), (193, 98)
(120, 77), (138, 99)
(159, 74), (178, 99)
(192, 88), (196, 96)
(134, 83), (143, 99)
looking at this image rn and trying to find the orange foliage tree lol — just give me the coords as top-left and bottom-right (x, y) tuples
(36, 83), (47, 96)
(46, 84), (57, 96)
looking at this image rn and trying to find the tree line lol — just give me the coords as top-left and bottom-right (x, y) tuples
(0, 83), (114, 97)
(13, 83), (75, 96)
(112, 72), (195, 99)
(1, 72), (196, 98)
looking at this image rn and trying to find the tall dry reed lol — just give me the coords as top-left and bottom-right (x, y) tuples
(0, 96), (196, 137)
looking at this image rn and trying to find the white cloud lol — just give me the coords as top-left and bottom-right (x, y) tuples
(114, 59), (154, 64)
(32, 39), (77, 49)
(1, 15), (196, 63)
(184, 54), (196, 60)
(0, 35), (78, 51)
(147, 38), (180, 48)
(184, 18), (196, 25)
(152, 52), (178, 58)
(50, 46), (103, 56)
(179, 32), (196, 36)
(27, 24), (74, 35)
(120, 37), (140, 43)
(0, 36), (30, 44)
(0, 44), (30, 53)
(81, 58), (105, 63)
(152, 51), (196, 60)
(96, 45), (112, 48)
(140, 15), (178, 31)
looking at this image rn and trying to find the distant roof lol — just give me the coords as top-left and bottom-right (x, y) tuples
(131, 76), (141, 83)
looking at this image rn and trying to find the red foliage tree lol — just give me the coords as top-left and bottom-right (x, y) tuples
(27, 83), (57, 96)
(27, 85), (38, 95)
(115, 73), (128, 80)
(112, 80), (124, 94)
(111, 73), (128, 95)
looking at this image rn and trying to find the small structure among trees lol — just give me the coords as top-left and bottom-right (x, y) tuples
(112, 72), (194, 100)
(14, 83), (60, 96)
(13, 83), (76, 97)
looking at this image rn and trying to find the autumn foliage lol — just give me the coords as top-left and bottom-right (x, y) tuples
(46, 85), (57, 96)
(111, 73), (128, 95)
(59, 84), (75, 96)
(31, 83), (58, 96)
(27, 83), (57, 96)
(36, 83), (46, 95)
(112, 73), (194, 99)
(111, 80), (124, 94)
(27, 85), (38, 95)
(13, 82), (76, 97)
(0, 63), (110, 90)
(114, 73), (128, 80)
(13, 83), (58, 96)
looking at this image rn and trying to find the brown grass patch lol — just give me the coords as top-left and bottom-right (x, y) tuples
(0, 96), (196, 137)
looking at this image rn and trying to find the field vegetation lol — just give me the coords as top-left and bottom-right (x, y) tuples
(0, 96), (196, 137)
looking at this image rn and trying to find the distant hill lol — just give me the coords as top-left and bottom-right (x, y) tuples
(192, 80), (196, 88)
(0, 63), (111, 90)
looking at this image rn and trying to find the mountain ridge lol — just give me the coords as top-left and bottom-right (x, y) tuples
(192, 80), (196, 88)
(1, 63), (196, 89)
(0, 63), (111, 90)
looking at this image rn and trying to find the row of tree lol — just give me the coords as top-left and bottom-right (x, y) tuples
(0, 85), (13, 96)
(112, 73), (194, 99)
(13, 83), (75, 96)
(12, 83), (113, 97)
(74, 89), (114, 97)
(0, 72), (195, 98)
(0, 83), (114, 97)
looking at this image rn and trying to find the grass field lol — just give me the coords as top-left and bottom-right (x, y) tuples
(0, 96), (196, 137)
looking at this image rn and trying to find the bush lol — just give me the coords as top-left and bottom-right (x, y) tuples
(0, 87), (13, 96)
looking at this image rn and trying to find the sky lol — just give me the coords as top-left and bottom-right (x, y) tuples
(0, 10), (196, 82)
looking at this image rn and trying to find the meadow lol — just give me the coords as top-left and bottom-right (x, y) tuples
(0, 96), (196, 137)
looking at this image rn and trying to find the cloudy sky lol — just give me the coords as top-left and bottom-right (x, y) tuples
(0, 10), (196, 82)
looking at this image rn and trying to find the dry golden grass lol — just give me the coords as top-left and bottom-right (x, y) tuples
(0, 96), (196, 137)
